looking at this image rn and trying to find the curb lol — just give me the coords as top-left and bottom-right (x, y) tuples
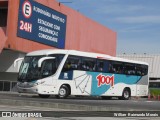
(0, 98), (120, 111)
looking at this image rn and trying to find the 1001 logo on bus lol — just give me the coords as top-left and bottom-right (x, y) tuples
(96, 74), (114, 87)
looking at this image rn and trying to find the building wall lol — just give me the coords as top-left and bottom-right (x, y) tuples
(0, 0), (116, 89)
(0, 50), (25, 73)
(0, 0), (116, 56)
(0, 27), (7, 53)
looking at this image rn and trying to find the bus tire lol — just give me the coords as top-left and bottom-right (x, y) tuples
(38, 94), (50, 98)
(121, 88), (130, 100)
(56, 85), (69, 99)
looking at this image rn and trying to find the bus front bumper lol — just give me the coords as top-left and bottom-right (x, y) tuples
(17, 86), (38, 94)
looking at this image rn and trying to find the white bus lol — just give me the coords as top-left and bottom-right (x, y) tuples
(17, 49), (149, 100)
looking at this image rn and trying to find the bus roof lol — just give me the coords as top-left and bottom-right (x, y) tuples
(27, 49), (148, 65)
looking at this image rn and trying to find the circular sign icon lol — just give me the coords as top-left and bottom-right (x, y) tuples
(22, 1), (32, 18)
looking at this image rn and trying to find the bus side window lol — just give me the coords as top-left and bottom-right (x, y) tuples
(97, 60), (104, 72)
(125, 63), (136, 75)
(108, 62), (113, 73)
(136, 65), (148, 76)
(108, 61), (124, 74)
(136, 65), (142, 76)
(49, 54), (65, 69)
(96, 60), (110, 73)
(81, 57), (96, 72)
(62, 55), (82, 72)
(57, 55), (65, 65)
(142, 65), (148, 75)
(41, 59), (56, 77)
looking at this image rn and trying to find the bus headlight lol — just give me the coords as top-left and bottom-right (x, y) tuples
(17, 81), (45, 88)
(34, 81), (45, 86)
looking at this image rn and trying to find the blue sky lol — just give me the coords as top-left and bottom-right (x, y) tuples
(57, 0), (160, 54)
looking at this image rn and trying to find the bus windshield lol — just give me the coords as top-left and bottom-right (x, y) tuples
(18, 54), (64, 82)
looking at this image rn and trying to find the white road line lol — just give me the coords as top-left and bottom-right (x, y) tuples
(145, 101), (154, 102)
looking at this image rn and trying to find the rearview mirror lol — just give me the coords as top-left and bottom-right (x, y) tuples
(38, 57), (55, 68)
(14, 58), (24, 67)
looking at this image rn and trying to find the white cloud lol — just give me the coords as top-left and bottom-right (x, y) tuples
(95, 5), (145, 14)
(115, 15), (160, 24)
(118, 26), (148, 33)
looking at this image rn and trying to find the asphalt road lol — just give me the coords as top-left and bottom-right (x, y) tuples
(0, 92), (160, 119)
(0, 92), (159, 111)
(0, 105), (159, 120)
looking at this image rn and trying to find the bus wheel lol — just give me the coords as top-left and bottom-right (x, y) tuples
(56, 85), (69, 99)
(121, 88), (130, 100)
(38, 94), (50, 98)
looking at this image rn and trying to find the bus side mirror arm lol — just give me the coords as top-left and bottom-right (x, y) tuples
(38, 57), (55, 68)
(14, 58), (24, 67)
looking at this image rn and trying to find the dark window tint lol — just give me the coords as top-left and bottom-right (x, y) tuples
(124, 63), (136, 75)
(97, 60), (104, 72)
(62, 55), (97, 72)
(62, 55), (148, 76)
(136, 64), (148, 76)
(49, 54), (65, 67)
(41, 59), (57, 78)
(96, 59), (148, 76)
(81, 57), (96, 71)
(62, 55), (82, 72)
(109, 61), (124, 74)
(40, 54), (65, 78)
